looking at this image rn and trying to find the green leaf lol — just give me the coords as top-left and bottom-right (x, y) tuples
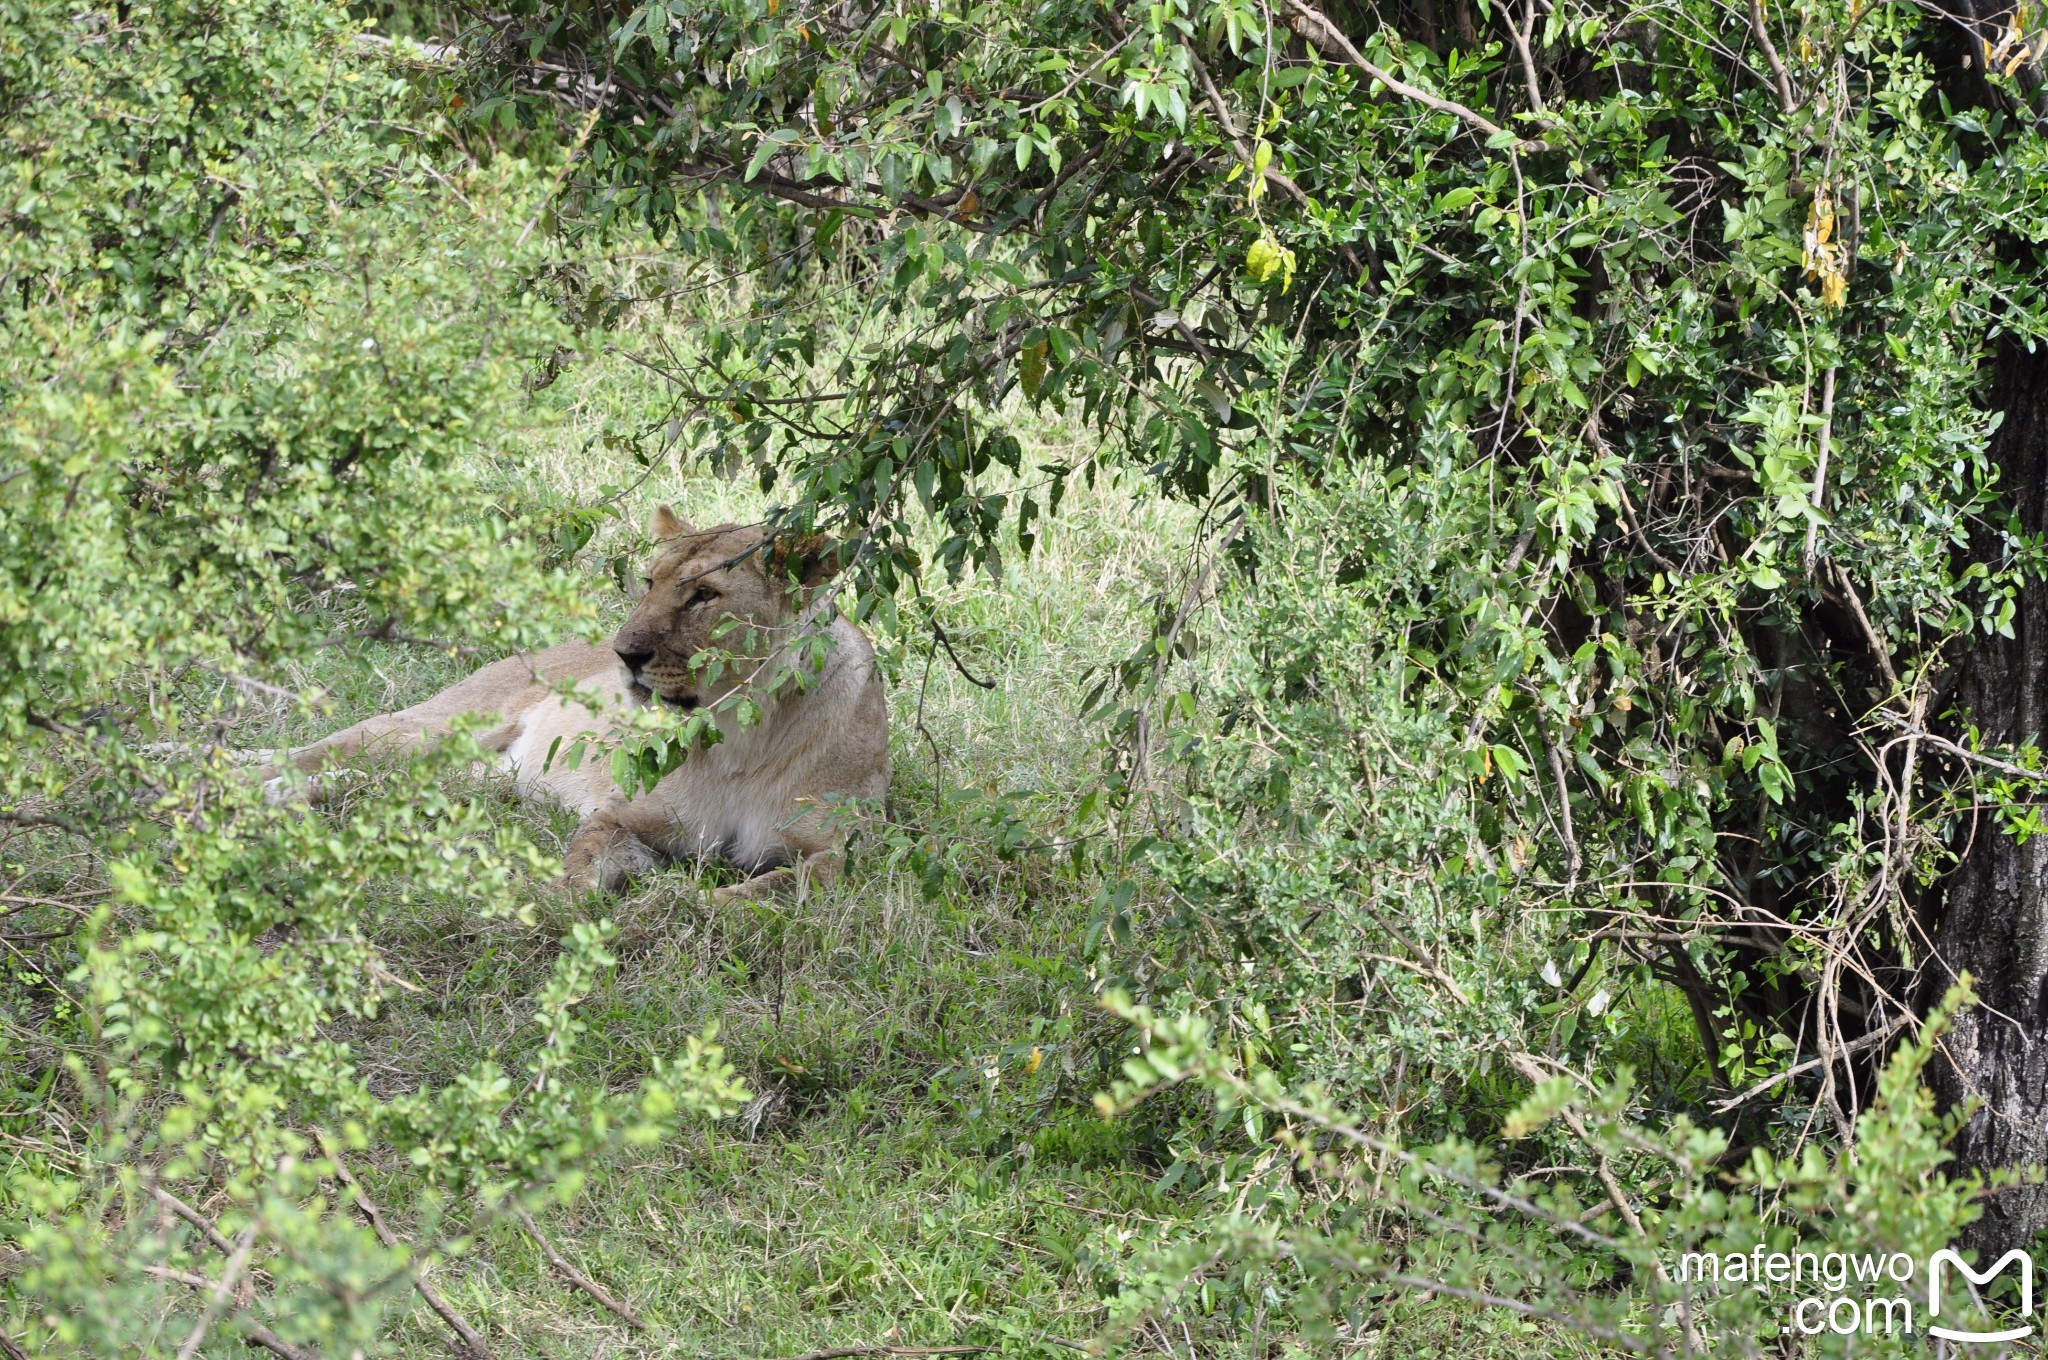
(745, 128), (800, 182)
(1020, 335), (1048, 398)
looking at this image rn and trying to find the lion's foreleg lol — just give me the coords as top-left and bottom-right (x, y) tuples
(558, 808), (665, 895)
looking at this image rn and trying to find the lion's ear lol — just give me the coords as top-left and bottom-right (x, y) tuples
(650, 505), (695, 540)
(769, 533), (844, 592)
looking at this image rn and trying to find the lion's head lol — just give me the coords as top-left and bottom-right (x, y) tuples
(610, 506), (840, 711)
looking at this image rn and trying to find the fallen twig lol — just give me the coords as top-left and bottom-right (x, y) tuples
(140, 1266), (314, 1360)
(329, 1148), (494, 1360)
(763, 1348), (992, 1360)
(513, 1205), (646, 1331)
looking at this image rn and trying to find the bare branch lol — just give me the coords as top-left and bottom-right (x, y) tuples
(1513, 0), (1547, 116)
(148, 1186), (246, 1270)
(513, 1206), (646, 1331)
(1189, 50), (1312, 208)
(173, 1222), (259, 1360)
(765, 1349), (992, 1360)
(1188, 51), (1369, 276)
(1541, 724), (1583, 889)
(1277, 0), (1547, 151)
(1832, 564), (1901, 693)
(140, 1266), (315, 1360)
(1709, 1014), (1912, 1113)
(0, 809), (86, 836)
(1747, 0), (1799, 113)
(329, 1149), (493, 1360)
(1803, 365), (1836, 572)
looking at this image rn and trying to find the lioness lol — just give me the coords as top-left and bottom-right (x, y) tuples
(265, 506), (888, 898)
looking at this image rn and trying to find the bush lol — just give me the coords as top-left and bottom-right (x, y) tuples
(0, 3), (742, 1351)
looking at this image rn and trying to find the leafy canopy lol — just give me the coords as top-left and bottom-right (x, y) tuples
(483, 0), (2048, 1094)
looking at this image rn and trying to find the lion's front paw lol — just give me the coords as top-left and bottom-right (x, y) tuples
(707, 881), (753, 906)
(550, 865), (606, 896)
(555, 830), (660, 897)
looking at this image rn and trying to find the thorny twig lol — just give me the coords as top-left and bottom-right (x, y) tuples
(513, 1205), (647, 1331)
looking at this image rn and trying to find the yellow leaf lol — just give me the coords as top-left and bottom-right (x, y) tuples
(1244, 232), (1297, 292)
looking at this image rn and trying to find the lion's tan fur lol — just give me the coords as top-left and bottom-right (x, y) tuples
(269, 508), (888, 898)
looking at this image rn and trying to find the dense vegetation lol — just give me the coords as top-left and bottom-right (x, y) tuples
(11, 0), (2048, 1353)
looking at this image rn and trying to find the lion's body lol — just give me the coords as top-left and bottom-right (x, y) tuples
(270, 514), (889, 898)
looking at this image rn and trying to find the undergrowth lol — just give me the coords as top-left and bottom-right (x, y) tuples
(172, 341), (1631, 1358)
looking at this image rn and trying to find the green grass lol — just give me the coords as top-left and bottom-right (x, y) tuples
(198, 345), (1212, 1358)
(170, 346), (1625, 1360)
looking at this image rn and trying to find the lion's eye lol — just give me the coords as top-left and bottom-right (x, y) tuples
(687, 587), (719, 607)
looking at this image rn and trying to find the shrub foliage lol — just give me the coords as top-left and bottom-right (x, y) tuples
(455, 0), (2048, 1339)
(11, 0), (2048, 1347)
(1, 2), (743, 1351)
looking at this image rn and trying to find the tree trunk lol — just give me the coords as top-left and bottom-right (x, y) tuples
(1931, 332), (2048, 1253)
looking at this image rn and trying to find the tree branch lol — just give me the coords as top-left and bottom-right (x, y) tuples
(1803, 365), (1836, 572)
(1277, 0), (1547, 151)
(0, 809), (86, 837)
(513, 1206), (646, 1331)
(173, 1223), (259, 1360)
(1541, 725), (1583, 888)
(140, 1267), (315, 1360)
(767, 1349), (992, 1360)
(1832, 563), (1901, 694)
(149, 1186), (248, 1266)
(329, 1150), (493, 1360)
(1188, 51), (1368, 275)
(1512, 0), (1546, 117)
(1747, 0), (1799, 113)
(1709, 1013), (1910, 1112)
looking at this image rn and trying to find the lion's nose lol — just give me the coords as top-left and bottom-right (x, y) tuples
(614, 647), (654, 674)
